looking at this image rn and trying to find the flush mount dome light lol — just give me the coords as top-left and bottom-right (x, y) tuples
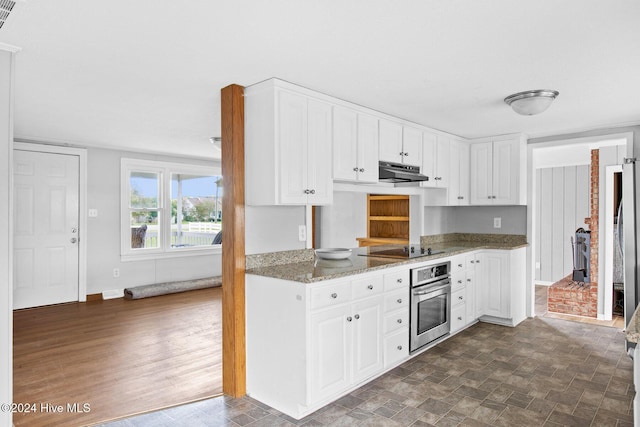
(504, 89), (559, 115)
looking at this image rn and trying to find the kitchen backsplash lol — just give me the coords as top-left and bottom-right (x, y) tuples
(421, 233), (527, 246)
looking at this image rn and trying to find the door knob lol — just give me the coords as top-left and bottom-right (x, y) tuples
(70, 237), (78, 244)
(71, 227), (78, 233)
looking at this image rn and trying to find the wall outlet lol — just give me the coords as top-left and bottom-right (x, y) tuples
(298, 225), (306, 242)
(113, 268), (120, 278)
(88, 209), (98, 217)
(493, 217), (502, 228)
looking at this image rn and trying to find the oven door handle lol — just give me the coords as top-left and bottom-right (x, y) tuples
(413, 283), (450, 296)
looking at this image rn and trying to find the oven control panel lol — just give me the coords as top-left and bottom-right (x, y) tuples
(411, 262), (450, 286)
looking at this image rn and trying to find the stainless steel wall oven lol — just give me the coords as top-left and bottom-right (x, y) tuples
(410, 261), (451, 352)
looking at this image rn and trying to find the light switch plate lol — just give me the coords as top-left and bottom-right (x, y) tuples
(298, 225), (306, 242)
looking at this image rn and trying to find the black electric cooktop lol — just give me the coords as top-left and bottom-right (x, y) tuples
(358, 244), (445, 259)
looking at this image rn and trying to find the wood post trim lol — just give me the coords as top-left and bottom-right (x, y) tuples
(221, 84), (246, 397)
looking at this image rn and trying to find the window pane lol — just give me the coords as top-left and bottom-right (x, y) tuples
(130, 211), (159, 249)
(130, 172), (159, 208)
(171, 174), (222, 248)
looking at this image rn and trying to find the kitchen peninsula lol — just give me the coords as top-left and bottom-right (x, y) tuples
(245, 233), (527, 419)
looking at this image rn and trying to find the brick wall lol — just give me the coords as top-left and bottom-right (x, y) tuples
(547, 149), (598, 317)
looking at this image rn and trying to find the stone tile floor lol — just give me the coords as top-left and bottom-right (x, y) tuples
(99, 317), (633, 426)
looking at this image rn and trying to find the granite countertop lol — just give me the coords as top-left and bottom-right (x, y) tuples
(245, 237), (527, 284)
(626, 304), (640, 343)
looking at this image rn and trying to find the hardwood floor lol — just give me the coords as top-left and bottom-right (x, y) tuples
(13, 287), (223, 427)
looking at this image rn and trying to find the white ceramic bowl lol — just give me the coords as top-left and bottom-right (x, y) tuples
(314, 248), (352, 260)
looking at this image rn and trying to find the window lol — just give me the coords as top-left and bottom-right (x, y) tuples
(121, 159), (222, 259)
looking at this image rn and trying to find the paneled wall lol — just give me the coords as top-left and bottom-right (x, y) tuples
(535, 165), (590, 282)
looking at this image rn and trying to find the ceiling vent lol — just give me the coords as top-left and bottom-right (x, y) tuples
(0, 0), (19, 30)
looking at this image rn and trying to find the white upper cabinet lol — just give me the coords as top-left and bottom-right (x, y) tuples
(469, 135), (526, 205)
(379, 119), (404, 163)
(422, 133), (451, 188)
(379, 120), (422, 166)
(448, 139), (470, 205)
(333, 106), (379, 183)
(245, 80), (333, 205)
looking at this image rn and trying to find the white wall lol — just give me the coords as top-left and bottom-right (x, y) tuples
(424, 206), (527, 236)
(86, 147), (221, 294)
(535, 165), (589, 282)
(0, 48), (14, 427)
(316, 192), (367, 248)
(245, 206), (307, 254)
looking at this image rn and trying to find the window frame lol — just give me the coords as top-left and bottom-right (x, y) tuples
(121, 158), (221, 261)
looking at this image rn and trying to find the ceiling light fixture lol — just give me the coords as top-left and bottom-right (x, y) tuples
(504, 89), (559, 116)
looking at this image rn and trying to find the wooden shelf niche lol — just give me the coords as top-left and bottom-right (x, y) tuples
(357, 194), (410, 247)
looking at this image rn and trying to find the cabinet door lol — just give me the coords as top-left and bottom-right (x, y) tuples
(465, 268), (476, 323)
(492, 138), (519, 205)
(357, 114), (379, 183)
(402, 126), (423, 166)
(278, 90), (308, 204)
(474, 252), (487, 318)
(379, 119), (403, 163)
(332, 106), (358, 182)
(306, 99), (333, 205)
(421, 132), (437, 188)
(482, 252), (510, 318)
(469, 142), (493, 205)
(458, 141), (470, 205)
(447, 140), (461, 203)
(310, 304), (351, 401)
(351, 297), (383, 383)
(435, 135), (450, 187)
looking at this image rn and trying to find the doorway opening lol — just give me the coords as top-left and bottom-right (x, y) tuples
(528, 133), (632, 329)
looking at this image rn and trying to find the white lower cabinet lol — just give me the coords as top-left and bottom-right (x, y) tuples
(449, 252), (479, 333)
(475, 248), (526, 327)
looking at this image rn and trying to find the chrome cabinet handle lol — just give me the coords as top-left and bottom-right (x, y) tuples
(359, 168), (365, 172)
(457, 280), (462, 284)
(347, 316), (352, 322)
(476, 260), (481, 264)
(458, 296), (463, 300)
(353, 167), (359, 171)
(331, 293), (337, 299)
(397, 319), (402, 324)
(310, 189), (315, 194)
(458, 264), (463, 268)
(304, 189), (310, 194)
(354, 314), (360, 320)
(457, 316), (463, 321)
(470, 260), (475, 264)
(367, 284), (374, 290)
(397, 278), (403, 283)
(467, 278), (471, 282)
(458, 196), (463, 199)
(399, 152), (404, 156)
(397, 298), (402, 303)
(397, 345), (403, 350)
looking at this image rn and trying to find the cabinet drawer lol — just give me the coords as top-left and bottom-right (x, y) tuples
(310, 282), (350, 310)
(384, 310), (409, 334)
(451, 272), (465, 292)
(384, 328), (409, 368)
(384, 290), (408, 313)
(450, 255), (466, 273)
(352, 276), (383, 299)
(383, 270), (409, 291)
(451, 305), (466, 332)
(452, 288), (466, 307)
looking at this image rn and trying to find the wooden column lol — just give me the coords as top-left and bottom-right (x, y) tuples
(221, 84), (246, 397)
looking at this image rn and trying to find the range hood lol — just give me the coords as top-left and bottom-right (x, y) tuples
(378, 161), (429, 185)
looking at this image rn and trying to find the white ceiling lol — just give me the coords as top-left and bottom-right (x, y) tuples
(1, 0), (639, 160)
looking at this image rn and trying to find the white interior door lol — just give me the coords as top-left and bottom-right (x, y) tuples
(13, 150), (80, 309)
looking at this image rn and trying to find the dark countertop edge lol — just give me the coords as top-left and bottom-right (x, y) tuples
(245, 242), (529, 284)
